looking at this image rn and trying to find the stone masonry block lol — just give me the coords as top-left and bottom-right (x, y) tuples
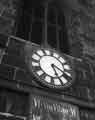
(0, 63), (15, 80)
(2, 54), (26, 69)
(7, 37), (25, 56)
(0, 33), (8, 48)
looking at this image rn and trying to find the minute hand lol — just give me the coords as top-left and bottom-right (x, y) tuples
(51, 64), (63, 77)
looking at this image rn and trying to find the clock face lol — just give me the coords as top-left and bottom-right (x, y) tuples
(29, 48), (75, 89)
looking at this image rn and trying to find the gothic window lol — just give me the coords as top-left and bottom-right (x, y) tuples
(16, 0), (70, 54)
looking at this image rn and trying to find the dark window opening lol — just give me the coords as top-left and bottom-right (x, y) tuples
(16, 0), (70, 54)
(16, 0), (44, 45)
(47, 25), (57, 49)
(47, 6), (56, 24)
(59, 28), (70, 54)
(31, 21), (43, 44)
(16, 11), (31, 40)
(58, 11), (70, 54)
(33, 6), (44, 20)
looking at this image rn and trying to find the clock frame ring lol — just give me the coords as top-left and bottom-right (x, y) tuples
(27, 47), (75, 90)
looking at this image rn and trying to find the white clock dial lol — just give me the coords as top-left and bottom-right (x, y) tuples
(30, 48), (75, 89)
(40, 56), (64, 77)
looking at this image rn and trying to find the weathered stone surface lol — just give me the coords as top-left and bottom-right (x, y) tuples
(0, 0), (18, 35)
(0, 33), (94, 102)
(79, 0), (95, 9)
(0, 63), (15, 80)
(80, 110), (95, 120)
(66, 10), (95, 58)
(58, 0), (95, 69)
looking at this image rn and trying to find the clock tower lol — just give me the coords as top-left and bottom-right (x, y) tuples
(0, 0), (95, 120)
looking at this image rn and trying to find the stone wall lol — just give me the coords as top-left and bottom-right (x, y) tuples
(0, 33), (95, 119)
(56, 0), (95, 119)
(58, 0), (95, 63)
(0, 0), (19, 35)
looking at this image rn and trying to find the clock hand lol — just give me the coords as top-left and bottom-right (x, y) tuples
(51, 64), (67, 85)
(51, 64), (58, 76)
(51, 64), (63, 72)
(51, 64), (63, 77)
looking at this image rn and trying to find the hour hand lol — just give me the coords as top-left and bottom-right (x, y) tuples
(51, 64), (63, 77)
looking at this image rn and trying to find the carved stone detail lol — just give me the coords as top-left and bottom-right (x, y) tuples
(0, 0), (18, 34)
(66, 8), (95, 63)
